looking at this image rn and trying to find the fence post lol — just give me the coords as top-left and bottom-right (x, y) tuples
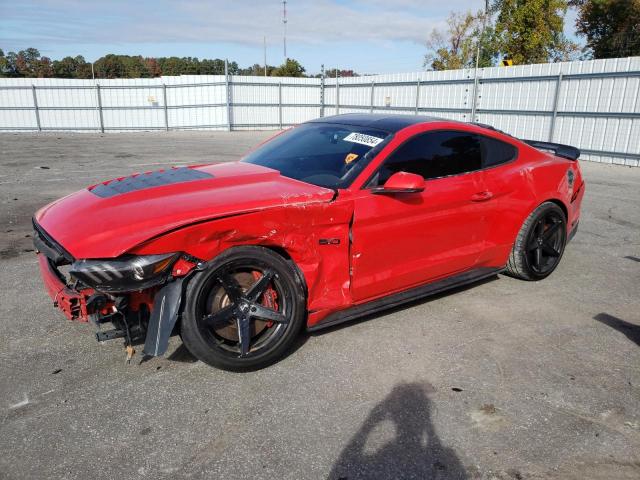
(225, 59), (232, 131)
(415, 79), (421, 115)
(548, 72), (563, 142)
(319, 64), (325, 117)
(335, 76), (340, 115)
(470, 71), (480, 122)
(278, 82), (283, 129)
(370, 81), (375, 114)
(96, 84), (104, 133)
(162, 84), (169, 131)
(31, 85), (41, 132)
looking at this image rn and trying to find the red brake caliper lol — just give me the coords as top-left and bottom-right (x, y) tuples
(251, 271), (278, 327)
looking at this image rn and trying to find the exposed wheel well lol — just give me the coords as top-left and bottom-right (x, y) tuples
(176, 245), (308, 332)
(256, 246), (308, 300)
(547, 198), (568, 221)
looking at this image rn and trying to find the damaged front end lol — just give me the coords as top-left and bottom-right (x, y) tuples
(33, 220), (200, 361)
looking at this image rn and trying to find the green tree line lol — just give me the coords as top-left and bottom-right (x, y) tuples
(0, 50), (309, 79)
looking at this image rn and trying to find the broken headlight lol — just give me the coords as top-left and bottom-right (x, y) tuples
(69, 253), (180, 293)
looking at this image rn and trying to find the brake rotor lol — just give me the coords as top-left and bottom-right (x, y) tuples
(209, 271), (277, 341)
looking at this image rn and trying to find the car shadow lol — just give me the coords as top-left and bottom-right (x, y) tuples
(328, 382), (467, 480)
(311, 274), (499, 337)
(166, 344), (199, 363)
(166, 274), (497, 366)
(594, 313), (640, 346)
(166, 331), (311, 365)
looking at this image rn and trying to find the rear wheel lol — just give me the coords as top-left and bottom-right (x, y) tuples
(180, 246), (306, 371)
(506, 202), (567, 281)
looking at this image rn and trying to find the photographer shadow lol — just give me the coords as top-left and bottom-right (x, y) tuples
(329, 382), (467, 480)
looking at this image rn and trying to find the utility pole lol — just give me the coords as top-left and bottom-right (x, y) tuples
(282, 0), (288, 61)
(471, 0), (489, 122)
(263, 36), (267, 76)
(474, 0), (489, 75)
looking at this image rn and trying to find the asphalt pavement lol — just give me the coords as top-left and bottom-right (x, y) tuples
(1, 131), (639, 480)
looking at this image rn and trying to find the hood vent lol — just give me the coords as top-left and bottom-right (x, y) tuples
(89, 167), (213, 198)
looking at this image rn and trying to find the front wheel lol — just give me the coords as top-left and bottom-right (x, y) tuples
(505, 202), (567, 281)
(180, 246), (306, 371)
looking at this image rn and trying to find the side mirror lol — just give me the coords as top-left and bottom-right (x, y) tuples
(371, 172), (425, 194)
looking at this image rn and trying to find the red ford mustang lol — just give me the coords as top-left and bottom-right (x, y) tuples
(33, 114), (585, 370)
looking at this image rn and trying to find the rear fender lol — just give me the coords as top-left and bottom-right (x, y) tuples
(529, 160), (581, 231)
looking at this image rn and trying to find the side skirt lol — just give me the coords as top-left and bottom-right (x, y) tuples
(307, 267), (502, 332)
(568, 220), (579, 243)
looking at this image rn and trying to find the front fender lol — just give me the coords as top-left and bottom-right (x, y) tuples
(129, 200), (355, 319)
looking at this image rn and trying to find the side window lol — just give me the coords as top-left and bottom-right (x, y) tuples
(480, 136), (518, 168)
(370, 131), (482, 186)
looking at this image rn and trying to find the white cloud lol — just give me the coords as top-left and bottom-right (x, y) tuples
(0, 0), (481, 47)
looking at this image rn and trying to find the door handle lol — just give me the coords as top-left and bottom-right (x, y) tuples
(471, 191), (493, 202)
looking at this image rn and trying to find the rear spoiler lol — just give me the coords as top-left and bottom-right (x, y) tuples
(523, 140), (580, 161)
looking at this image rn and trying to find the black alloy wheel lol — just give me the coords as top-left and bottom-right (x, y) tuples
(506, 202), (567, 281)
(524, 210), (565, 275)
(181, 246), (305, 371)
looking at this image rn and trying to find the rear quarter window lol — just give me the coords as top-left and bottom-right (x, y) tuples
(480, 136), (518, 168)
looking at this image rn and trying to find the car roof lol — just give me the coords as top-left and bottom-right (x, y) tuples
(308, 113), (446, 133)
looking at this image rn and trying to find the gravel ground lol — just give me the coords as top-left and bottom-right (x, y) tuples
(0, 131), (639, 480)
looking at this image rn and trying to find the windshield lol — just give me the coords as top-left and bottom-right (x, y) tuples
(241, 122), (392, 189)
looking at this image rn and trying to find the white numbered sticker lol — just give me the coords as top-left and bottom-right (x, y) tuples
(343, 132), (384, 147)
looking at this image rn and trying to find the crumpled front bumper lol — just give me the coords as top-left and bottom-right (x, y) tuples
(37, 253), (94, 322)
(34, 219), (194, 358)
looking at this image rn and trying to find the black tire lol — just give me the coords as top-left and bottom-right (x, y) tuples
(180, 246), (306, 371)
(505, 202), (567, 281)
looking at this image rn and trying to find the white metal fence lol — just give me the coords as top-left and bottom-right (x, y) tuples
(1, 57), (639, 166)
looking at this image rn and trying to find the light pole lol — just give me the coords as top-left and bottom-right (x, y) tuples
(282, 0), (288, 61)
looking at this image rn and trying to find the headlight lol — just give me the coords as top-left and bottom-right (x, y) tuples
(69, 253), (180, 293)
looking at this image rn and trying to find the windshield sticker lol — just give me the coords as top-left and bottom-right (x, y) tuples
(343, 132), (384, 147)
(344, 153), (359, 164)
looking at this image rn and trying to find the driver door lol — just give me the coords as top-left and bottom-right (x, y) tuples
(350, 130), (493, 302)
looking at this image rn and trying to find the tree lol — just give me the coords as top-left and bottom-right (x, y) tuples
(0, 48), (314, 78)
(157, 56), (184, 76)
(424, 11), (496, 70)
(238, 63), (277, 76)
(32, 56), (54, 77)
(324, 68), (359, 77)
(155, 56), (237, 76)
(71, 56), (94, 79)
(493, 0), (579, 64)
(199, 58), (226, 75)
(3, 51), (18, 76)
(93, 54), (127, 78)
(52, 55), (91, 78)
(226, 61), (240, 75)
(0, 48), (55, 77)
(0, 49), (9, 77)
(569, 0), (640, 58)
(270, 58), (306, 77)
(145, 58), (162, 77)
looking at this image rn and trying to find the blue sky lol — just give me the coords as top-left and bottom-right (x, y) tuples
(0, 0), (580, 75)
